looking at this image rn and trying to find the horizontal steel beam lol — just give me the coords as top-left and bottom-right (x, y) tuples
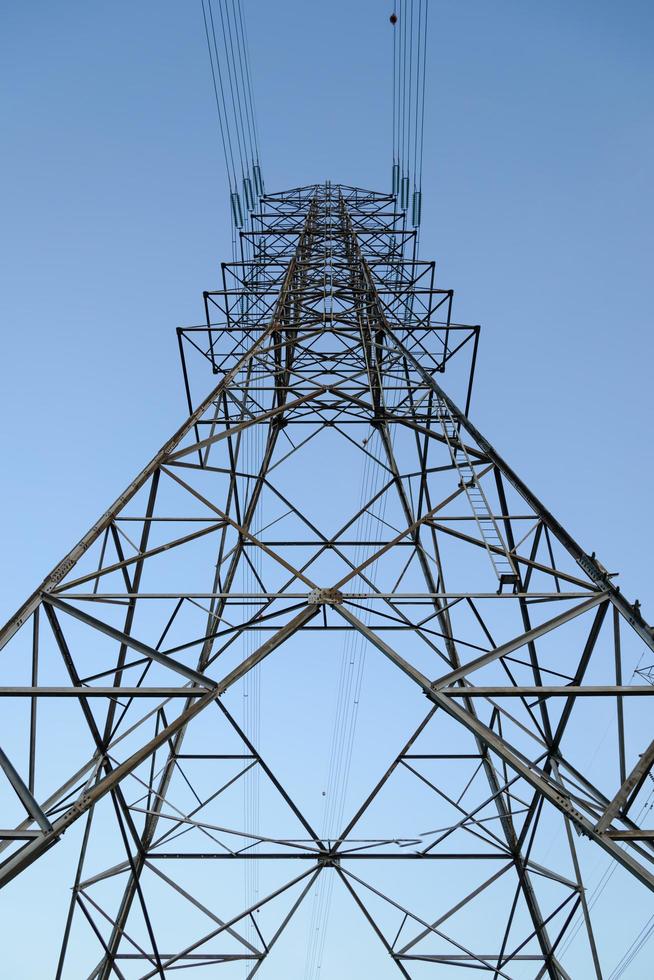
(437, 686), (654, 698)
(2, 683), (646, 699)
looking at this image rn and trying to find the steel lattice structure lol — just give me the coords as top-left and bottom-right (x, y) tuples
(1, 182), (654, 977)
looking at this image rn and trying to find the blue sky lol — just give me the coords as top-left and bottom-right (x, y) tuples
(1, 1), (654, 975)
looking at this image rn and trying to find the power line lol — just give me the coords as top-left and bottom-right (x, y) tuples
(217, 0), (247, 178)
(201, 0), (237, 190)
(303, 420), (391, 979)
(199, 0), (265, 232)
(608, 909), (654, 978)
(390, 0), (429, 225)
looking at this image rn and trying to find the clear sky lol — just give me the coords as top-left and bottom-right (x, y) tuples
(1, 1), (654, 976)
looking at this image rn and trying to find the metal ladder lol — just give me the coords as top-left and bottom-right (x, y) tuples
(436, 396), (518, 589)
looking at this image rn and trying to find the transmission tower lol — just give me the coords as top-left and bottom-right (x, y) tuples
(1, 182), (653, 977)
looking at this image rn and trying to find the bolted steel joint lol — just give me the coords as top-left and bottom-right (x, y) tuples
(307, 588), (344, 606)
(317, 852), (340, 868)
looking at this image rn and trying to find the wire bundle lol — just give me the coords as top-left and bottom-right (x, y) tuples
(200, 0), (265, 232)
(608, 910), (654, 979)
(303, 430), (390, 979)
(391, 0), (429, 226)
